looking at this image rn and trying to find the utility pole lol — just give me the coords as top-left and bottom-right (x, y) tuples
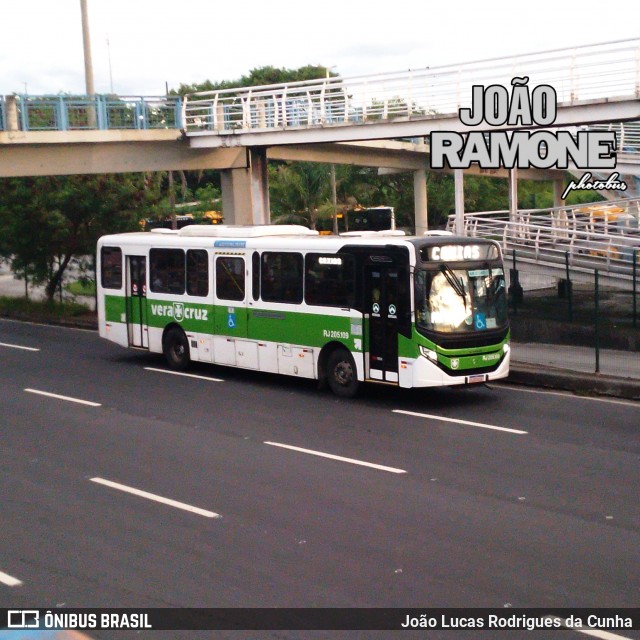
(168, 171), (177, 230)
(106, 35), (114, 94)
(330, 165), (338, 235)
(326, 66), (339, 235)
(80, 0), (96, 127)
(80, 0), (95, 95)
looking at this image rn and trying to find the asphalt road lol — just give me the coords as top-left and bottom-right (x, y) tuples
(1, 318), (639, 640)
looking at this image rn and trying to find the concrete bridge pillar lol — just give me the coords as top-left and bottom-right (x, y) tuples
(220, 147), (270, 225)
(413, 169), (428, 235)
(5, 96), (19, 131)
(509, 168), (519, 220)
(553, 178), (566, 208)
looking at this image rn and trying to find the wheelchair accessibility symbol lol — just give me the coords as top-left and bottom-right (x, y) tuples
(228, 311), (237, 329)
(474, 313), (487, 330)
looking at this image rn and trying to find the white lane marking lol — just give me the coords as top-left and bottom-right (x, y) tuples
(492, 383), (640, 409)
(90, 477), (220, 518)
(393, 409), (527, 435)
(0, 341), (40, 352)
(264, 441), (407, 474)
(575, 631), (634, 640)
(546, 618), (634, 640)
(24, 388), (101, 407)
(0, 570), (22, 587)
(144, 367), (224, 382)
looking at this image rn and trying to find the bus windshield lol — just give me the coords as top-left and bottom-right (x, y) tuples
(415, 266), (508, 333)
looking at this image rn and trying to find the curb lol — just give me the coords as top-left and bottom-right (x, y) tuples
(0, 311), (98, 331)
(507, 363), (640, 401)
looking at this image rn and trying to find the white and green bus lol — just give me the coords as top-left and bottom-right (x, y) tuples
(97, 225), (510, 397)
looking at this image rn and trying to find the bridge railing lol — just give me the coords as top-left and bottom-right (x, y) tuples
(0, 95), (182, 132)
(447, 198), (640, 280)
(183, 38), (640, 134)
(585, 121), (640, 156)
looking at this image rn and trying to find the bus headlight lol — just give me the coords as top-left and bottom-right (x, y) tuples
(503, 344), (510, 354)
(419, 346), (438, 362)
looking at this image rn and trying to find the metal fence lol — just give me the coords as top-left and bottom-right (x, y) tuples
(2, 95), (182, 132)
(507, 257), (639, 377)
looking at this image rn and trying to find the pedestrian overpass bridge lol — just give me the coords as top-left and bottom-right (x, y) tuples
(181, 39), (640, 145)
(2, 38), (639, 158)
(1, 38), (640, 284)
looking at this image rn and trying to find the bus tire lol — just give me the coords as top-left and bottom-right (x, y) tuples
(326, 348), (359, 398)
(163, 326), (190, 371)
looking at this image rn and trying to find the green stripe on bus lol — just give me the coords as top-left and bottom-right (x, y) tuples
(107, 294), (508, 370)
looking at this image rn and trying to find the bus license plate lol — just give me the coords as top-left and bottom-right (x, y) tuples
(467, 374), (486, 384)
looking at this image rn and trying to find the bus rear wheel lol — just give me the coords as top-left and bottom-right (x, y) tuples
(163, 327), (190, 371)
(326, 348), (359, 398)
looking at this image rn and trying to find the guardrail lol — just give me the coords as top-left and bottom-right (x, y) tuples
(183, 38), (640, 134)
(0, 95), (182, 132)
(448, 198), (640, 280)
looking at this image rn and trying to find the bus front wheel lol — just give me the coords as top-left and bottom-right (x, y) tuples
(326, 348), (359, 398)
(163, 327), (190, 371)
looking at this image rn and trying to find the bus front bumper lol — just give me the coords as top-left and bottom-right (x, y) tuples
(399, 348), (511, 388)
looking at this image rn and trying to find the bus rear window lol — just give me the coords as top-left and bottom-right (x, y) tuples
(101, 246), (122, 289)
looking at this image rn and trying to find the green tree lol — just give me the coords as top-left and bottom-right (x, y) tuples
(173, 65), (337, 96)
(517, 176), (604, 209)
(269, 162), (332, 229)
(0, 174), (160, 301)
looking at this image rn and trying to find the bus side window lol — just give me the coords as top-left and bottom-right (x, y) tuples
(101, 246), (123, 289)
(216, 256), (245, 301)
(150, 248), (185, 295)
(252, 252), (260, 301)
(261, 252), (303, 304)
(414, 270), (429, 323)
(186, 249), (209, 297)
(305, 253), (355, 308)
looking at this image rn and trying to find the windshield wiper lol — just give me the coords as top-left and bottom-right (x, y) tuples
(485, 264), (505, 304)
(439, 265), (467, 308)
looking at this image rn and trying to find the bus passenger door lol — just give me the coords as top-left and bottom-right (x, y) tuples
(126, 255), (148, 348)
(213, 255), (256, 368)
(366, 266), (401, 383)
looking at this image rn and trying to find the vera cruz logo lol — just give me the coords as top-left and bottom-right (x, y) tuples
(430, 77), (626, 198)
(149, 303), (208, 321)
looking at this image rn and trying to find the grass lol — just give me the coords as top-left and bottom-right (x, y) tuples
(65, 279), (96, 296)
(0, 295), (96, 327)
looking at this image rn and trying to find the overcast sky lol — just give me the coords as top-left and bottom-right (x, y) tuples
(1, 1), (638, 96)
